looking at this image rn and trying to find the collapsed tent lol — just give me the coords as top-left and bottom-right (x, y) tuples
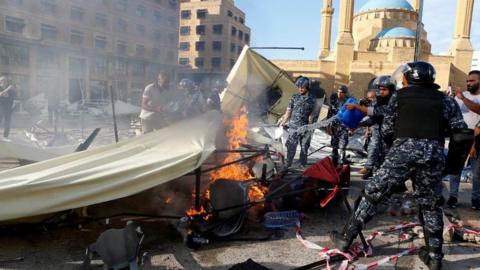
(0, 111), (222, 222)
(221, 45), (297, 123)
(0, 137), (76, 162)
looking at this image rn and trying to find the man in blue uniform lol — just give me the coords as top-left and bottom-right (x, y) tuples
(330, 62), (467, 270)
(279, 77), (315, 168)
(328, 85), (350, 165)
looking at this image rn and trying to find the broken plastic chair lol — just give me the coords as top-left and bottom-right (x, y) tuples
(80, 222), (146, 270)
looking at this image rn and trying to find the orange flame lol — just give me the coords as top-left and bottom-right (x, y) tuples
(249, 184), (268, 201)
(165, 197), (172, 204)
(186, 206), (212, 221)
(210, 107), (253, 181)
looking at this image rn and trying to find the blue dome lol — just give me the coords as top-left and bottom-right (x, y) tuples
(375, 27), (416, 39)
(358, 0), (414, 13)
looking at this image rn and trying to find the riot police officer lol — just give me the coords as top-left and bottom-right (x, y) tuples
(330, 61), (467, 270)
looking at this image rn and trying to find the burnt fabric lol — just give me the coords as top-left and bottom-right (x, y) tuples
(343, 89), (467, 262)
(229, 259), (271, 270)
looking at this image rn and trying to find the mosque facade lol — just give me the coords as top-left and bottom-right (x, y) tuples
(273, 0), (475, 98)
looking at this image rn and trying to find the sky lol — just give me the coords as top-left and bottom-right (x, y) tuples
(235, 0), (480, 60)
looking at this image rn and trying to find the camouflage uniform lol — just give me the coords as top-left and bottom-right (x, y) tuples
(364, 124), (382, 170)
(344, 92), (466, 261)
(285, 93), (315, 167)
(328, 96), (349, 165)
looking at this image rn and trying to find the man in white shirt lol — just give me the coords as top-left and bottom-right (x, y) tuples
(447, 70), (480, 209)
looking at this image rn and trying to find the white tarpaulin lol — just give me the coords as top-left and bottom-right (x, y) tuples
(221, 46), (297, 124)
(0, 137), (76, 162)
(0, 111), (221, 222)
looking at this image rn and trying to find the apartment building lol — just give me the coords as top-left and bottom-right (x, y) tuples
(0, 0), (180, 106)
(178, 0), (250, 81)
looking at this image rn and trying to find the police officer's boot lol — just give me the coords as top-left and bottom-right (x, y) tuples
(418, 230), (443, 270)
(329, 230), (354, 252)
(329, 222), (361, 252)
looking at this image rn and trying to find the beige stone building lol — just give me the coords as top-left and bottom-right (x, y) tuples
(178, 0), (250, 81)
(0, 0), (180, 106)
(273, 0), (475, 98)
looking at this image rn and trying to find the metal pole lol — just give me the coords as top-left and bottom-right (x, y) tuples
(250, 47), (304, 50)
(195, 167), (202, 211)
(109, 85), (119, 143)
(414, 1), (424, 61)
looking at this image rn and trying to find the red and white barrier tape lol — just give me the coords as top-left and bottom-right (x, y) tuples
(296, 221), (421, 270)
(447, 223), (480, 236)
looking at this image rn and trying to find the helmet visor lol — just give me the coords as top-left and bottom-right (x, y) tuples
(391, 64), (411, 89)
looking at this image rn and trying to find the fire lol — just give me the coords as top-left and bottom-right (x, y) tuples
(186, 206), (212, 221)
(165, 197), (172, 204)
(249, 184), (268, 201)
(210, 107), (253, 181)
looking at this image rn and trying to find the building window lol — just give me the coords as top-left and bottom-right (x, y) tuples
(234, 16), (238, 21)
(227, 10), (233, 17)
(117, 41), (127, 54)
(5, 16), (25, 34)
(230, 43), (235, 53)
(230, 59), (236, 68)
(213, 24), (223, 35)
(136, 24), (145, 36)
(179, 58), (189, 66)
(238, 30), (243, 40)
(154, 31), (161, 41)
(41, 24), (57, 40)
(197, 9), (207, 19)
(211, 57), (221, 68)
(179, 42), (190, 51)
(239, 17), (245, 24)
(231, 26), (237, 36)
(131, 62), (144, 76)
(69, 57), (86, 74)
(117, 19), (127, 32)
(180, 26), (190, 36)
(245, 33), (250, 43)
(95, 13), (108, 28)
(0, 44), (29, 67)
(167, 16), (176, 27)
(152, 48), (161, 59)
(237, 45), (242, 54)
(40, 0), (56, 14)
(212, 41), (222, 51)
(195, 58), (204, 68)
(114, 59), (127, 75)
(169, 0), (177, 10)
(95, 36), (107, 49)
(70, 30), (84, 46)
(136, 5), (145, 17)
(181, 10), (191, 19)
(196, 25), (206, 35)
(71, 6), (84, 21)
(168, 33), (176, 44)
(117, 0), (128, 11)
(93, 58), (108, 75)
(167, 51), (175, 62)
(136, 44), (145, 57)
(195, 41), (205, 51)
(154, 11), (162, 23)
(90, 80), (108, 100)
(37, 48), (58, 69)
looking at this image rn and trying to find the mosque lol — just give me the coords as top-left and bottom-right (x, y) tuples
(272, 0), (475, 97)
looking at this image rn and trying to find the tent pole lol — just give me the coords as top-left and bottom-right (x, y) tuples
(109, 85), (119, 143)
(195, 167), (202, 211)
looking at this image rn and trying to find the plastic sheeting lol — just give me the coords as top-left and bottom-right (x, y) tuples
(221, 46), (297, 124)
(0, 111), (222, 222)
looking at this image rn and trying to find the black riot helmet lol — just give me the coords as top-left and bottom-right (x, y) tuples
(392, 61), (436, 86)
(373, 75), (396, 91)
